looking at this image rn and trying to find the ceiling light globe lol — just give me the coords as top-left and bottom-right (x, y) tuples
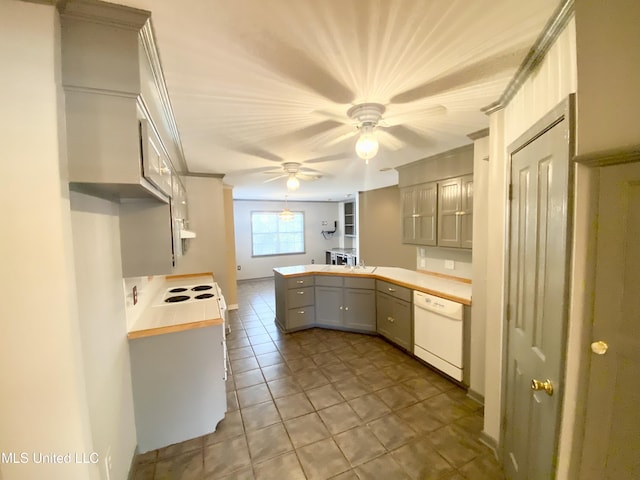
(286, 174), (300, 191)
(355, 129), (379, 161)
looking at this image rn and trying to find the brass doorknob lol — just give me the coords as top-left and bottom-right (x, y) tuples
(531, 379), (554, 396)
(591, 341), (608, 355)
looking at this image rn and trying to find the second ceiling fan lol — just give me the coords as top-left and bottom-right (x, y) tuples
(263, 162), (323, 191)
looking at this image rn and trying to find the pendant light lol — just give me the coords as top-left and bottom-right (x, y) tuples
(279, 196), (294, 221)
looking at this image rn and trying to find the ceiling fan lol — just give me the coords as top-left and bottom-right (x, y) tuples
(312, 102), (447, 162)
(262, 162), (323, 191)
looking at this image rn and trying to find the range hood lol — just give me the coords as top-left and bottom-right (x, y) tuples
(180, 229), (196, 239)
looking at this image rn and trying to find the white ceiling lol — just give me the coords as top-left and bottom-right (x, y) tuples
(130, 0), (560, 200)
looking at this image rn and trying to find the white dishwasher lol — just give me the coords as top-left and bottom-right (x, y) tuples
(413, 291), (463, 381)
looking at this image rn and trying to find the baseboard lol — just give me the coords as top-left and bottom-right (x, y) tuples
(466, 388), (485, 406)
(126, 446), (139, 480)
(479, 431), (500, 460)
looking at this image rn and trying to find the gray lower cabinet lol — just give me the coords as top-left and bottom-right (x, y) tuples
(315, 276), (376, 333)
(274, 273), (315, 331)
(376, 281), (412, 351)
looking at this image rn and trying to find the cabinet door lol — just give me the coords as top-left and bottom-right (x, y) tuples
(438, 177), (462, 247)
(460, 175), (473, 249)
(287, 307), (315, 330)
(401, 187), (418, 243)
(343, 289), (376, 332)
(287, 287), (315, 309)
(376, 291), (395, 340)
(344, 201), (356, 237)
(315, 286), (343, 327)
(415, 182), (437, 246)
(387, 297), (412, 352)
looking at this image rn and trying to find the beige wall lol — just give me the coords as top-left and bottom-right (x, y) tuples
(70, 192), (138, 480)
(358, 186), (415, 269)
(470, 135), (490, 398)
(172, 176), (231, 294)
(0, 3), (99, 478)
(575, 1), (640, 155)
(223, 185), (239, 307)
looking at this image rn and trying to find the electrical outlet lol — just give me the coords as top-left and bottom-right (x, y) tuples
(237, 265), (241, 271)
(444, 260), (455, 270)
(419, 258), (427, 268)
(311, 259), (315, 264)
(321, 220), (328, 226)
(132, 286), (138, 305)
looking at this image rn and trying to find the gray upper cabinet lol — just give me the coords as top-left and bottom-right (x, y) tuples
(437, 174), (473, 249)
(344, 201), (356, 237)
(402, 182), (437, 245)
(60, 1), (189, 276)
(398, 145), (473, 249)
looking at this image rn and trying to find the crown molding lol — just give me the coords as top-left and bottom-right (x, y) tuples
(57, 0), (149, 30)
(139, 21), (188, 173)
(482, 0), (574, 115)
(467, 128), (490, 141)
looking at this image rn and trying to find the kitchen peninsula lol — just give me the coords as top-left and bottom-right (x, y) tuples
(274, 265), (472, 384)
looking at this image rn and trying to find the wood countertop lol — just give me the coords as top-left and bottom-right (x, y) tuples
(127, 273), (224, 340)
(273, 265), (472, 305)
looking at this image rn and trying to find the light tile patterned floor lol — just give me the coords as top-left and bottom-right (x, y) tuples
(131, 278), (505, 480)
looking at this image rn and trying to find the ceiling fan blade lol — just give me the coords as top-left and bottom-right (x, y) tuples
(376, 130), (404, 151)
(303, 153), (345, 164)
(297, 173), (322, 181)
(390, 45), (530, 104)
(268, 120), (344, 146)
(263, 174), (287, 183)
(324, 130), (356, 148)
(311, 110), (351, 124)
(233, 33), (354, 104)
(384, 125), (434, 149)
(381, 105), (447, 127)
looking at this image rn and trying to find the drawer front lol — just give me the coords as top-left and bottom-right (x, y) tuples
(344, 277), (375, 290)
(315, 275), (344, 287)
(376, 279), (412, 302)
(288, 307), (315, 330)
(287, 286), (315, 308)
(287, 276), (314, 288)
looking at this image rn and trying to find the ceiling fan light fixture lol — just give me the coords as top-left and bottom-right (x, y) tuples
(348, 103), (385, 163)
(286, 174), (300, 191)
(355, 125), (379, 162)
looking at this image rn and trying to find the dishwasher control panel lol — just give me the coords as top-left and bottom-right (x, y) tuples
(414, 291), (463, 319)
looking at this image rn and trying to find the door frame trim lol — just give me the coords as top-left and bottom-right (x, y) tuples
(565, 146), (640, 477)
(500, 94), (576, 475)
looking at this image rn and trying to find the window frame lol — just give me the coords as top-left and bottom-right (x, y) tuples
(250, 210), (306, 257)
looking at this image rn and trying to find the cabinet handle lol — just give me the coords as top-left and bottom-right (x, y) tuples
(297, 291), (305, 295)
(298, 310), (305, 314)
(387, 287), (396, 292)
(455, 211), (466, 216)
(387, 316), (395, 323)
(339, 306), (343, 310)
(345, 306), (349, 311)
(296, 280), (304, 284)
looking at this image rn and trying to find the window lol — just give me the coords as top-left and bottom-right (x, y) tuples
(251, 211), (305, 256)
